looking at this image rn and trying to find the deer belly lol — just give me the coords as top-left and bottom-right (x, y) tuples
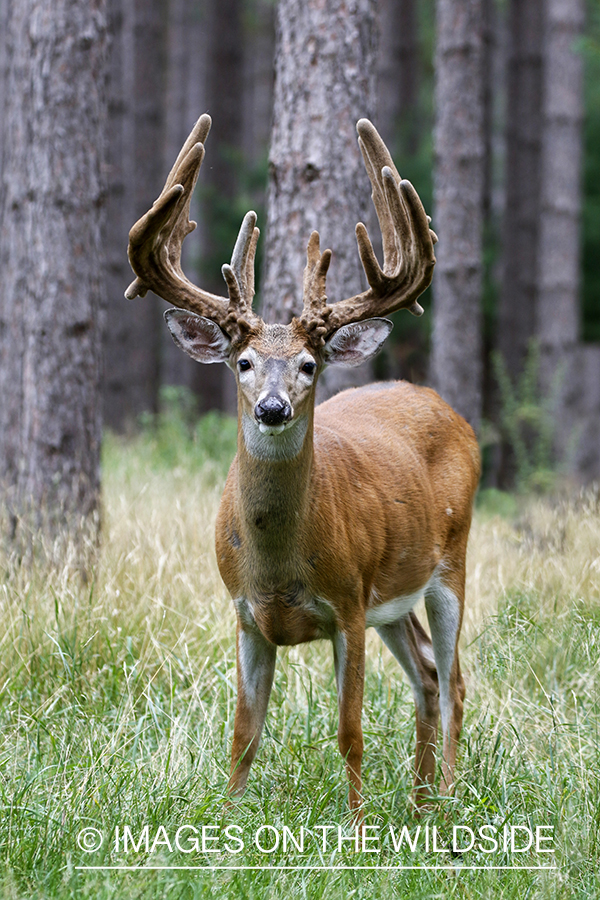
(236, 589), (334, 646)
(365, 574), (436, 628)
(365, 590), (423, 627)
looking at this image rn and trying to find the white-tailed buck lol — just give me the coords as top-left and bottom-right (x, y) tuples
(126, 114), (480, 815)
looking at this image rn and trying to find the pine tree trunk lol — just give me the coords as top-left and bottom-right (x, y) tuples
(481, 0), (496, 225)
(0, 0), (6, 173)
(480, 0), (501, 462)
(242, 0), (275, 169)
(0, 0), (108, 542)
(161, 0), (207, 392)
(102, 0), (165, 430)
(536, 0), (584, 466)
(378, 0), (419, 152)
(190, 0), (245, 413)
(430, 0), (485, 431)
(498, 0), (544, 382)
(103, 0), (134, 429)
(262, 0), (378, 397)
(536, 0), (583, 354)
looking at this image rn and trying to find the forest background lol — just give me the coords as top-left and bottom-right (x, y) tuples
(1, 2), (600, 899)
(102, 0), (600, 487)
(104, 0), (600, 479)
(2, 0), (600, 541)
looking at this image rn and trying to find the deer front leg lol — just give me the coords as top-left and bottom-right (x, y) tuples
(228, 620), (277, 798)
(333, 625), (365, 816)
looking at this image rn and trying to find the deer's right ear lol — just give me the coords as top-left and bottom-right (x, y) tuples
(164, 309), (231, 363)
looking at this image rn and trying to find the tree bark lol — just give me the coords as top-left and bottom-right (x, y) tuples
(102, 0), (166, 430)
(536, 0), (583, 354)
(262, 0), (378, 397)
(498, 0), (544, 383)
(480, 0), (502, 453)
(190, 0), (245, 413)
(481, 0), (496, 225)
(161, 0), (207, 392)
(430, 0), (485, 432)
(0, 0), (108, 542)
(536, 0), (584, 467)
(377, 0), (419, 153)
(0, 0), (6, 175)
(242, 0), (276, 169)
(103, 0), (134, 429)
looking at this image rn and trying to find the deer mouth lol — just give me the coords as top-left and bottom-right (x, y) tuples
(257, 422), (289, 435)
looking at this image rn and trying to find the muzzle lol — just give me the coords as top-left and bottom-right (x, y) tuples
(254, 394), (292, 427)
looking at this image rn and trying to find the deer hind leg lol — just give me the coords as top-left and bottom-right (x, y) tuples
(376, 611), (440, 805)
(424, 568), (466, 795)
(333, 627), (365, 816)
(228, 621), (277, 798)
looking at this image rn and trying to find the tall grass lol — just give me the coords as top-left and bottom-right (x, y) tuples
(1, 422), (599, 898)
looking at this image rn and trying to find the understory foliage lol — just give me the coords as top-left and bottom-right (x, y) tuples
(133, 386), (239, 481)
(0, 426), (599, 898)
(490, 343), (566, 494)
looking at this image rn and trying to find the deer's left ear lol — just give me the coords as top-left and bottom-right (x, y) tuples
(165, 309), (231, 363)
(323, 318), (393, 368)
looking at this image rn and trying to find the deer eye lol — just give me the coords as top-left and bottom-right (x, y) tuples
(301, 361), (316, 376)
(238, 359), (252, 372)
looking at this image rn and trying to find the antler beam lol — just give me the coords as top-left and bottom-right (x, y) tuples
(301, 119), (437, 337)
(125, 113), (260, 340)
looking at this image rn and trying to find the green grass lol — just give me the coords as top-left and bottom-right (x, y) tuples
(1, 428), (599, 897)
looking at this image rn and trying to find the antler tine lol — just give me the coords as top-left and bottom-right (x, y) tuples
(318, 119), (437, 335)
(220, 211), (263, 341)
(357, 122), (401, 271)
(224, 211), (260, 310)
(299, 232), (333, 346)
(302, 232), (332, 312)
(126, 113), (259, 335)
(163, 113), (211, 192)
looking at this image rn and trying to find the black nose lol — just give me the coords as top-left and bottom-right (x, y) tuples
(254, 395), (292, 426)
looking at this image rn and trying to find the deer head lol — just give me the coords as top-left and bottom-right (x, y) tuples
(125, 114), (437, 459)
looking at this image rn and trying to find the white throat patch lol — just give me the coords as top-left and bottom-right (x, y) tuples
(241, 412), (309, 461)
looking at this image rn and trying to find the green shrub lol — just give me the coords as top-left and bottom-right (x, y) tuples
(491, 343), (563, 494)
(103, 386), (238, 483)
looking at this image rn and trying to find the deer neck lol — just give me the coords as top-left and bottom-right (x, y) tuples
(235, 404), (315, 552)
